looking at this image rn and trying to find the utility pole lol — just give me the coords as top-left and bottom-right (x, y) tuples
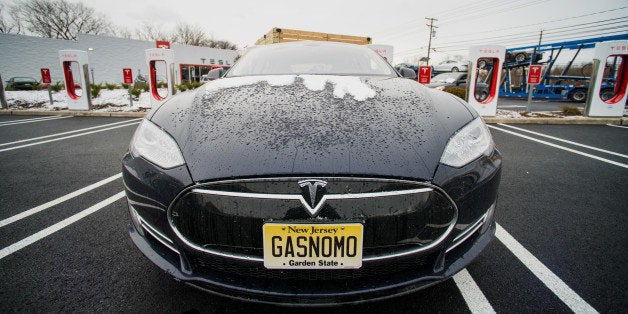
(425, 17), (438, 66)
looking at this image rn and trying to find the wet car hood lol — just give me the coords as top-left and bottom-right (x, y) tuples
(150, 76), (476, 182)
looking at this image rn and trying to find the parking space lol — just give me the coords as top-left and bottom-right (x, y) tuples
(0, 116), (626, 312)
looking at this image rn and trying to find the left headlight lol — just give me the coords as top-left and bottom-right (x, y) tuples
(440, 117), (493, 168)
(130, 119), (185, 169)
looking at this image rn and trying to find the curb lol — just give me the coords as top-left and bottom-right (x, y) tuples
(0, 110), (146, 118)
(0, 109), (625, 125)
(483, 117), (625, 125)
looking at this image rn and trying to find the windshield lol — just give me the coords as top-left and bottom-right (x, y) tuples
(432, 73), (462, 83)
(227, 42), (396, 77)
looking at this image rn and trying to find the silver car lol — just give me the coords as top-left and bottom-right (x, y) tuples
(432, 60), (468, 72)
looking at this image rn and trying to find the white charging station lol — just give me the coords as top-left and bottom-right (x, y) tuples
(145, 48), (176, 107)
(59, 50), (91, 110)
(585, 40), (628, 117)
(467, 45), (505, 117)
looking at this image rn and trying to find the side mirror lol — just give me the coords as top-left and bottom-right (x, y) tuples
(399, 67), (417, 79)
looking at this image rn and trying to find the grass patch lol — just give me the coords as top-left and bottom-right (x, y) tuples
(443, 86), (466, 100)
(560, 105), (581, 116)
(104, 82), (118, 90)
(90, 83), (102, 99)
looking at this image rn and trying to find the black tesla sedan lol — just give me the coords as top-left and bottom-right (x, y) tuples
(122, 41), (501, 305)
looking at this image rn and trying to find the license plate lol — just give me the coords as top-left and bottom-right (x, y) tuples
(263, 223), (363, 269)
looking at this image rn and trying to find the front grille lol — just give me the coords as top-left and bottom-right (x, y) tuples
(191, 251), (433, 281)
(169, 177), (457, 260)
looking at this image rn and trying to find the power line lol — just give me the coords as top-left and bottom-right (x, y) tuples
(437, 6), (627, 40)
(382, 5), (627, 45)
(439, 0), (551, 24)
(432, 19), (628, 48)
(370, 0), (503, 38)
(432, 30), (628, 53)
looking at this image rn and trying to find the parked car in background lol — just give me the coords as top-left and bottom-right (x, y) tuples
(394, 63), (418, 74)
(426, 72), (490, 101)
(5, 77), (40, 90)
(201, 67), (229, 82)
(505, 50), (543, 63)
(432, 60), (468, 72)
(393, 65), (417, 79)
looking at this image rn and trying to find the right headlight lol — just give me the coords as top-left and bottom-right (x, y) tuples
(130, 119), (185, 169)
(440, 117), (493, 168)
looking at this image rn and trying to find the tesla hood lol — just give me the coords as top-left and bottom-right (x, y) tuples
(150, 76), (475, 182)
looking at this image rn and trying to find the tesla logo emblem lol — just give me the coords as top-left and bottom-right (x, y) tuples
(298, 180), (327, 216)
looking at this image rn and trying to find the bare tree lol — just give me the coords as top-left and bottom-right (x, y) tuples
(0, 3), (21, 34)
(10, 0), (111, 40)
(114, 26), (135, 40)
(171, 22), (210, 46)
(209, 39), (238, 50)
(134, 22), (170, 41)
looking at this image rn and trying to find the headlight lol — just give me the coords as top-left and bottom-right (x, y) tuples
(130, 119), (185, 169)
(440, 117), (493, 167)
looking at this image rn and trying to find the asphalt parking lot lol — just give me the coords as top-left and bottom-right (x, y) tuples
(0, 115), (626, 313)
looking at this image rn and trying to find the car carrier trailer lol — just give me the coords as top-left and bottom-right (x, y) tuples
(499, 34), (628, 102)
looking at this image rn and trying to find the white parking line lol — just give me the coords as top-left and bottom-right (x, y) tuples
(0, 115), (71, 126)
(496, 224), (598, 313)
(488, 125), (628, 169)
(0, 121), (140, 153)
(453, 269), (496, 314)
(0, 191), (125, 260)
(497, 123), (628, 159)
(0, 173), (122, 227)
(0, 118), (142, 147)
(0, 116), (67, 125)
(606, 124), (628, 129)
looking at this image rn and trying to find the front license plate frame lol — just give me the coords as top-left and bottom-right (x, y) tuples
(262, 223), (363, 269)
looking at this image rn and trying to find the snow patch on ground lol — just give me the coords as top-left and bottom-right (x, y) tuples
(496, 109), (523, 118)
(4, 89), (152, 111)
(203, 75), (377, 101)
(3, 90), (616, 118)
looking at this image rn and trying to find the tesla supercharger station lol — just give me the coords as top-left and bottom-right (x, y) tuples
(466, 45), (505, 117)
(145, 48), (176, 107)
(585, 40), (628, 117)
(59, 50), (91, 110)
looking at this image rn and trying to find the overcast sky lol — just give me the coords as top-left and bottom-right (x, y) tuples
(3, 0), (627, 64)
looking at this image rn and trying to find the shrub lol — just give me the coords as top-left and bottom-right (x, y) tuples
(134, 82), (148, 92)
(121, 83), (130, 89)
(51, 81), (64, 92)
(90, 83), (102, 98)
(157, 81), (167, 88)
(443, 86), (466, 100)
(560, 105), (581, 116)
(130, 87), (142, 99)
(176, 84), (188, 92)
(104, 82), (117, 90)
(5, 86), (15, 91)
(187, 82), (203, 90)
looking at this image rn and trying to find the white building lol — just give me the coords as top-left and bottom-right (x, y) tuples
(0, 33), (238, 85)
